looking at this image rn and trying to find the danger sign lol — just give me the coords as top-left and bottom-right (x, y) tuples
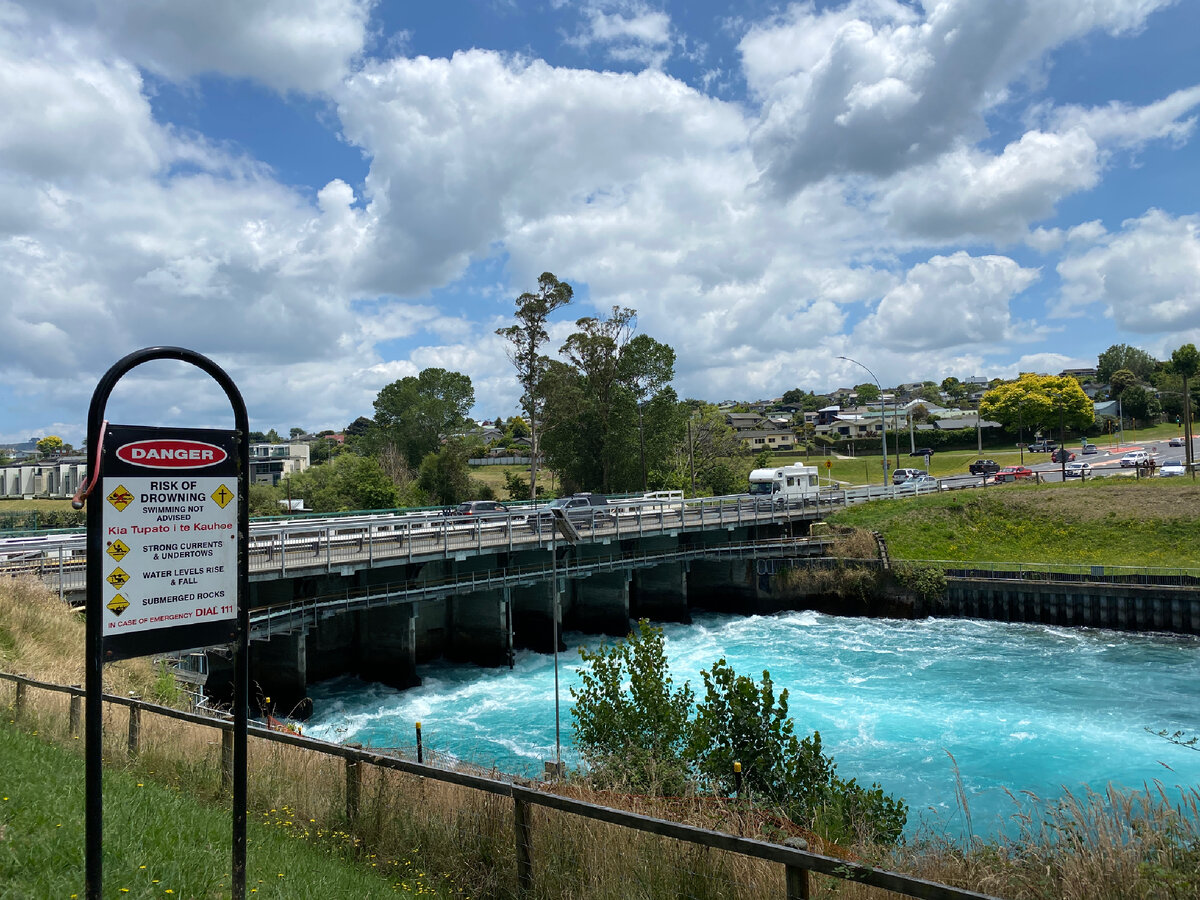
(99, 424), (239, 658)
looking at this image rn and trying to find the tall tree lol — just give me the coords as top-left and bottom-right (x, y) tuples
(372, 367), (475, 468)
(560, 307), (637, 493)
(1097, 343), (1158, 383)
(496, 272), (574, 499)
(1170, 343), (1199, 470)
(978, 374), (1094, 435)
(618, 333), (675, 491)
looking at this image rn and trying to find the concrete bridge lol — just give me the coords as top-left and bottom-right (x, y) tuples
(4, 494), (846, 709)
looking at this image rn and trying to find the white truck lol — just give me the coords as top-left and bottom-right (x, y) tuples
(747, 465), (821, 505)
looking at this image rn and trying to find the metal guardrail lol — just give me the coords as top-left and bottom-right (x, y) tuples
(928, 560), (1200, 587)
(0, 670), (1001, 900)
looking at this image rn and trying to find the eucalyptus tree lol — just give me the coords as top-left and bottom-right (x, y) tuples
(618, 333), (676, 491)
(496, 272), (574, 499)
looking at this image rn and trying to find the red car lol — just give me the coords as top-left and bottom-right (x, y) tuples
(992, 466), (1034, 483)
(1050, 449), (1076, 463)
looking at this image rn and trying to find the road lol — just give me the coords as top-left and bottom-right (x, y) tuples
(994, 434), (1195, 484)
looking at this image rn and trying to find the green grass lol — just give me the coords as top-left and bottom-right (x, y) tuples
(826, 477), (1200, 568)
(0, 720), (447, 898)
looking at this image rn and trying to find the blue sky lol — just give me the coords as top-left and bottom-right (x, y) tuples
(2, 0), (1199, 447)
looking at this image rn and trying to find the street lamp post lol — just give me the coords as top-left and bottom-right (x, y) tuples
(838, 356), (887, 484)
(1059, 402), (1067, 482)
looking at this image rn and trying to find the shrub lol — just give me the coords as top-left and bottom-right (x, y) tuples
(572, 624), (908, 845)
(893, 562), (947, 602)
(570, 621), (693, 794)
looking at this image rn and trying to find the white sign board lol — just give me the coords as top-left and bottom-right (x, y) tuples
(97, 427), (240, 657)
(102, 475), (237, 635)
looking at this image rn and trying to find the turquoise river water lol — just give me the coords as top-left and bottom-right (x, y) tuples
(303, 612), (1200, 838)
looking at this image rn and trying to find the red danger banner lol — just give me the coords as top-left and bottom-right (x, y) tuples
(115, 439), (229, 468)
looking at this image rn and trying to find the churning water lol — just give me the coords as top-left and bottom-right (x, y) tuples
(303, 612), (1200, 837)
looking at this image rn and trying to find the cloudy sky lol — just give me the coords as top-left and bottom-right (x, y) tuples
(2, 0), (1199, 446)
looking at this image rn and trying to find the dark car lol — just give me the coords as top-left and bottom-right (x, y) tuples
(454, 500), (508, 516)
(968, 459), (1000, 475)
(531, 494), (612, 530)
(909, 447), (934, 457)
(1050, 448), (1076, 463)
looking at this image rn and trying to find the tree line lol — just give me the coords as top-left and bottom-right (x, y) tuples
(248, 271), (751, 514)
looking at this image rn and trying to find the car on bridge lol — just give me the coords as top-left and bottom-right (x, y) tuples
(454, 500), (509, 516)
(530, 494), (613, 530)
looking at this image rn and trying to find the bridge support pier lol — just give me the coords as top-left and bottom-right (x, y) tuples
(511, 580), (562, 653)
(251, 630), (309, 717)
(358, 604), (420, 689)
(686, 559), (756, 613)
(568, 571), (632, 636)
(447, 588), (514, 668)
(632, 563), (691, 623)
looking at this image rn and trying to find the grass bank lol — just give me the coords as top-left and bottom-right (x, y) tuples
(825, 477), (1200, 568)
(0, 720), (442, 898)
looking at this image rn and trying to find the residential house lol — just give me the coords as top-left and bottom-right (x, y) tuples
(250, 442), (311, 486)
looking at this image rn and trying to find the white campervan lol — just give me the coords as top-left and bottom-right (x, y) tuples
(747, 465), (821, 504)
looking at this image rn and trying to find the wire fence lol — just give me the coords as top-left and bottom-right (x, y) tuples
(1, 670), (1002, 900)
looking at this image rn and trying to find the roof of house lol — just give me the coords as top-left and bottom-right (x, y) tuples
(933, 417), (1002, 430)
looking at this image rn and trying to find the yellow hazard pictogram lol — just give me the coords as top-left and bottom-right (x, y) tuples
(106, 567), (130, 589)
(106, 539), (130, 561)
(107, 594), (130, 616)
(211, 483), (235, 509)
(107, 484), (134, 511)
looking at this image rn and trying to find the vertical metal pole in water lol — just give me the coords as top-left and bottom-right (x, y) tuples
(551, 532), (561, 776)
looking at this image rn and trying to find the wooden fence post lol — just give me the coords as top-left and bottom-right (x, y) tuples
(514, 796), (533, 893)
(14, 680), (26, 716)
(127, 702), (141, 759)
(221, 727), (234, 791)
(69, 691), (82, 739)
(784, 837), (810, 900)
(346, 744), (363, 824)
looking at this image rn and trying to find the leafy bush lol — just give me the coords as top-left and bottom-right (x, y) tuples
(572, 623), (908, 845)
(893, 562), (947, 602)
(571, 621), (693, 794)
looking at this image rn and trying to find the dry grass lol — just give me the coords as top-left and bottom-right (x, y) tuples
(0, 576), (157, 694)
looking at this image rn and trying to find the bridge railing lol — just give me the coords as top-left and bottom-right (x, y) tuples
(4, 493), (842, 590)
(4, 480), (1005, 592)
(0, 669), (1000, 900)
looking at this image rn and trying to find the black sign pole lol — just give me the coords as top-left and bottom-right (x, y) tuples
(81, 347), (250, 900)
